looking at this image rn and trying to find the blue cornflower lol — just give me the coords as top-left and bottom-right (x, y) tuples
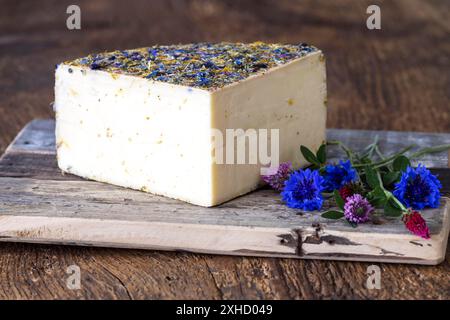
(90, 62), (101, 70)
(233, 59), (243, 66)
(393, 164), (442, 210)
(145, 70), (159, 78)
(197, 77), (210, 86)
(203, 61), (216, 69)
(322, 160), (357, 191)
(130, 52), (143, 61)
(281, 169), (325, 211)
(148, 48), (158, 56)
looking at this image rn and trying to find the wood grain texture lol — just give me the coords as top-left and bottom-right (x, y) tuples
(0, 0), (449, 300)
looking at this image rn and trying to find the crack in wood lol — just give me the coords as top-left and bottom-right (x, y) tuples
(294, 229), (303, 256)
(380, 248), (404, 256)
(298, 222), (361, 246)
(232, 249), (297, 257)
(277, 233), (296, 249)
(276, 229), (303, 256)
(304, 235), (361, 246)
(278, 220), (416, 259)
(280, 223), (407, 258)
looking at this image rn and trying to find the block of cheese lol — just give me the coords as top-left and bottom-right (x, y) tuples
(54, 42), (327, 206)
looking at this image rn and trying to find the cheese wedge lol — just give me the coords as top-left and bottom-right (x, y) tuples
(54, 42), (327, 206)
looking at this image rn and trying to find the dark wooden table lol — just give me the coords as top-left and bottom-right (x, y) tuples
(0, 0), (449, 299)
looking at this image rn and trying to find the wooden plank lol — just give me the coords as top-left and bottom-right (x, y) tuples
(0, 120), (449, 265)
(4, 119), (56, 155)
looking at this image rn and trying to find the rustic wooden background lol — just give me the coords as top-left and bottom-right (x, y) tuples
(0, 0), (449, 299)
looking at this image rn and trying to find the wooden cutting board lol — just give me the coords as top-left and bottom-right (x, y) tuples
(0, 120), (449, 265)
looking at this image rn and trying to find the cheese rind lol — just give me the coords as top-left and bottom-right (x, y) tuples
(55, 43), (327, 207)
(64, 42), (319, 90)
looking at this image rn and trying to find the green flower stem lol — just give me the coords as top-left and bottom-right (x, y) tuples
(375, 145), (394, 170)
(353, 145), (415, 168)
(327, 140), (355, 164)
(377, 184), (408, 213)
(375, 146), (385, 161)
(360, 135), (379, 159)
(371, 144), (450, 169)
(409, 144), (450, 159)
(326, 141), (450, 172)
(322, 192), (334, 198)
(388, 193), (408, 212)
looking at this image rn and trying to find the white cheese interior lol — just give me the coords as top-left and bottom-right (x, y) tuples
(211, 52), (327, 205)
(55, 51), (326, 206)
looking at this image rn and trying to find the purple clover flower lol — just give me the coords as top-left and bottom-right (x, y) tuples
(261, 162), (292, 191)
(344, 194), (374, 224)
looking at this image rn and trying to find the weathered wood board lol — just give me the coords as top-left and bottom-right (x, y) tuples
(0, 120), (449, 265)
